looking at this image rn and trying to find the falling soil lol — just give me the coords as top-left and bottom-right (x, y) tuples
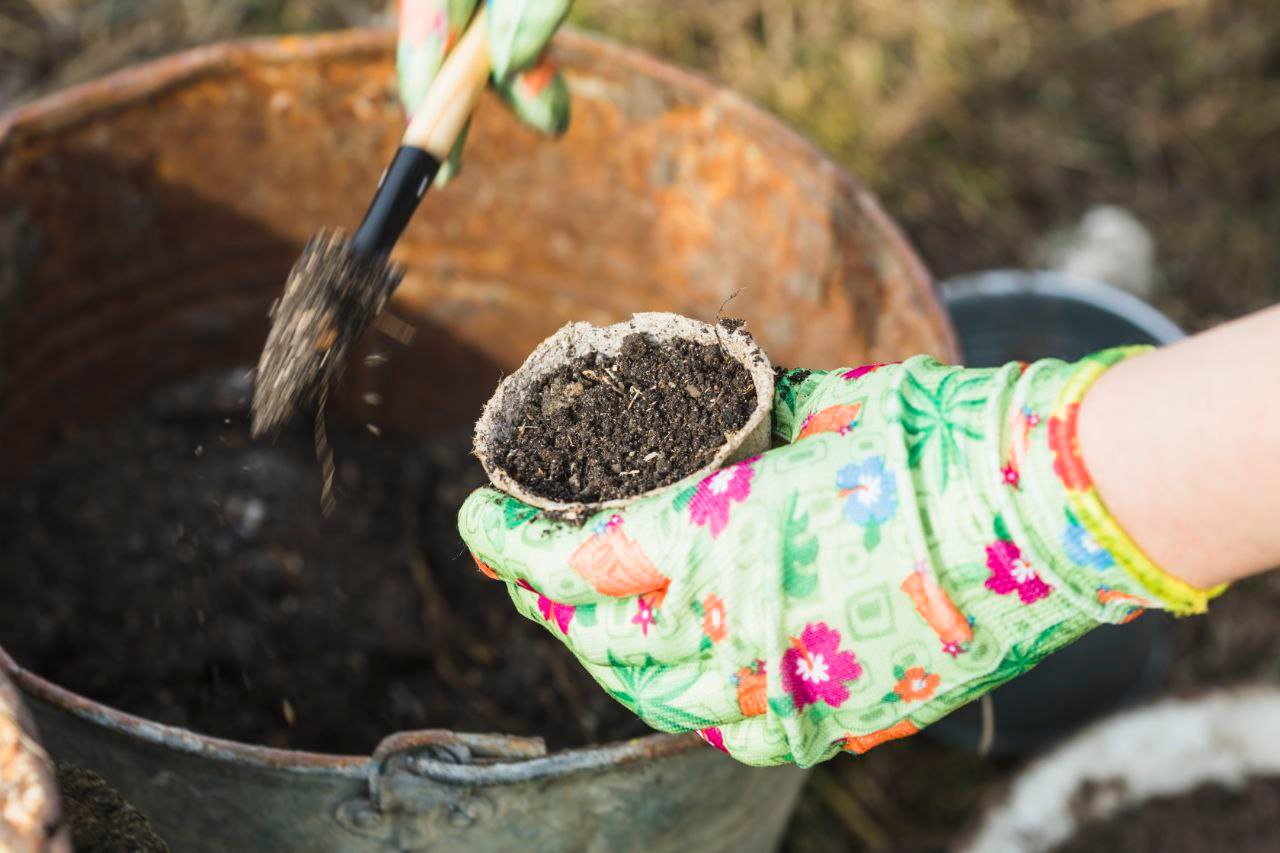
(251, 230), (403, 439)
(1053, 777), (1280, 853)
(55, 764), (168, 853)
(0, 368), (649, 754)
(494, 328), (757, 504)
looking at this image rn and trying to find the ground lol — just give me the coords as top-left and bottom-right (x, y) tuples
(2, 0), (1278, 849)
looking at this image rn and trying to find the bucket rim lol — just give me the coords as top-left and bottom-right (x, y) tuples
(0, 645), (700, 777)
(940, 269), (1185, 346)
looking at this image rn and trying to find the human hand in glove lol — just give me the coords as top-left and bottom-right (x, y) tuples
(457, 305), (1280, 766)
(397, 0), (571, 184)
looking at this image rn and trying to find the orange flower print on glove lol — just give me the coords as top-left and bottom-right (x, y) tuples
(842, 720), (919, 755)
(734, 661), (768, 717)
(901, 563), (973, 658)
(797, 403), (863, 441)
(569, 515), (670, 634)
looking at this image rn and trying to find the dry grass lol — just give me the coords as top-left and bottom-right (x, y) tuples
(572, 0), (1280, 330)
(0, 0), (390, 105)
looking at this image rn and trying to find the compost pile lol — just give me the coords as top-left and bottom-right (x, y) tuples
(0, 369), (648, 754)
(494, 327), (757, 504)
(1054, 777), (1280, 852)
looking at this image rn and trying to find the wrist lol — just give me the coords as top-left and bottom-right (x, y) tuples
(1002, 349), (1224, 618)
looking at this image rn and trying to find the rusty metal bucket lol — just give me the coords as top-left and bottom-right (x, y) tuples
(0, 28), (956, 851)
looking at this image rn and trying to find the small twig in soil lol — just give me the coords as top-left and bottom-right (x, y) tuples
(545, 645), (595, 744)
(715, 287), (745, 321)
(401, 470), (451, 645)
(712, 287), (744, 353)
(808, 768), (891, 851)
(977, 694), (996, 758)
(313, 387), (336, 516)
(456, 691), (522, 734)
(465, 643), (497, 666)
(432, 653), (468, 693)
(845, 766), (894, 822)
(372, 311), (416, 346)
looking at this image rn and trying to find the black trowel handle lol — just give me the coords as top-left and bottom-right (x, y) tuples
(350, 7), (491, 257)
(350, 146), (442, 256)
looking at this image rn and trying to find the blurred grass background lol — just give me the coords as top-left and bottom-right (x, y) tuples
(3, 0), (1277, 330)
(574, 0), (1280, 330)
(3, 1), (1279, 849)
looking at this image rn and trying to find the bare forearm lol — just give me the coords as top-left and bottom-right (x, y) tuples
(1078, 304), (1280, 590)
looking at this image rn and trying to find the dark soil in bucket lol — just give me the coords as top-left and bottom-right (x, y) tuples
(1053, 776), (1280, 852)
(494, 330), (757, 504)
(0, 368), (649, 754)
(55, 763), (168, 852)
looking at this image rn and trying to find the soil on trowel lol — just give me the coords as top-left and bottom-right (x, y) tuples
(0, 368), (649, 754)
(1053, 776), (1280, 853)
(493, 326), (757, 504)
(55, 764), (167, 853)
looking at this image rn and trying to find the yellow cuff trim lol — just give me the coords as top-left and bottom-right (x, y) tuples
(1056, 347), (1226, 616)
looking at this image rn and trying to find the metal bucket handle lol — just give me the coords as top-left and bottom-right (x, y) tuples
(336, 728), (694, 845)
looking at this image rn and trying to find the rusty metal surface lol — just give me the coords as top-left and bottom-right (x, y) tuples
(0, 27), (954, 851)
(18, 672), (806, 852)
(0, 26), (956, 464)
(0, 667), (68, 852)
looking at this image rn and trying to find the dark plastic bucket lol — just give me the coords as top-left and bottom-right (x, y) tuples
(930, 270), (1182, 756)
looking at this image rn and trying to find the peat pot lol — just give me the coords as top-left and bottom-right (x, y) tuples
(0, 28), (956, 852)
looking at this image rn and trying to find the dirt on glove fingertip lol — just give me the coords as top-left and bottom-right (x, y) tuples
(493, 325), (757, 504)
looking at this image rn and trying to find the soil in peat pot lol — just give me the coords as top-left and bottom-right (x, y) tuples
(0, 369), (649, 754)
(55, 764), (168, 853)
(1054, 776), (1280, 853)
(493, 325), (757, 504)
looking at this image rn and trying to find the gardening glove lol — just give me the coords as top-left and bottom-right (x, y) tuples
(397, 0), (572, 185)
(458, 349), (1223, 767)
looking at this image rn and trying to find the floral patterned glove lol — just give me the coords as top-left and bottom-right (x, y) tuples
(458, 349), (1222, 767)
(397, 0), (572, 184)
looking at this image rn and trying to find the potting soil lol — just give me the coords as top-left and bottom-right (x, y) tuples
(1053, 776), (1280, 852)
(0, 369), (649, 754)
(494, 328), (757, 504)
(55, 764), (168, 852)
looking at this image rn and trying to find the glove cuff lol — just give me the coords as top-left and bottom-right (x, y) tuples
(1000, 348), (1225, 619)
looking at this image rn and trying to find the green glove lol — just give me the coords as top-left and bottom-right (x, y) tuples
(459, 349), (1220, 767)
(397, 0), (572, 185)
